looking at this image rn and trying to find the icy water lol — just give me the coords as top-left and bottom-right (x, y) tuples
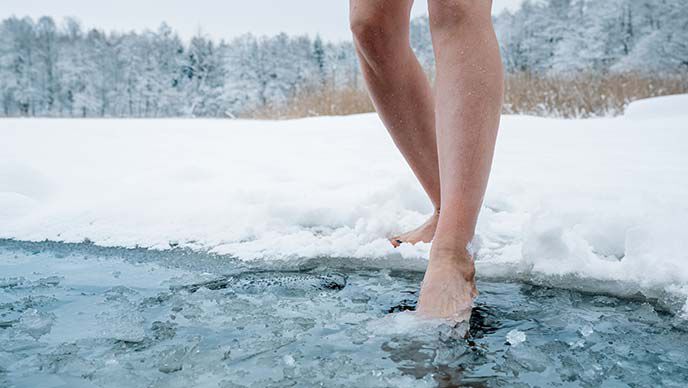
(1, 241), (687, 387)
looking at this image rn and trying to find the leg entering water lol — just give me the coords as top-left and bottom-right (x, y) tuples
(416, 247), (478, 322)
(349, 0), (503, 322)
(417, 0), (504, 321)
(349, 0), (441, 247)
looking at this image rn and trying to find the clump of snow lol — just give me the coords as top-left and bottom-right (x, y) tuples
(1, 94), (688, 313)
(282, 354), (296, 367)
(506, 330), (526, 346)
(579, 324), (594, 338)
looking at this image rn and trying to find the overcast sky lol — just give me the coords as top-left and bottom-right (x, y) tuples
(1, 0), (524, 42)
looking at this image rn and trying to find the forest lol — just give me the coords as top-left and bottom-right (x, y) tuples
(0, 0), (686, 118)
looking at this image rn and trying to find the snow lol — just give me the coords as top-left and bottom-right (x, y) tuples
(1, 94), (688, 314)
(506, 330), (526, 346)
(624, 94), (688, 119)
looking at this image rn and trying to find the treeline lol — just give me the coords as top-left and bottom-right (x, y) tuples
(0, 0), (686, 118)
(495, 0), (688, 74)
(0, 19), (361, 118)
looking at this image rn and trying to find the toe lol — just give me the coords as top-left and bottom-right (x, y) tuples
(389, 238), (403, 248)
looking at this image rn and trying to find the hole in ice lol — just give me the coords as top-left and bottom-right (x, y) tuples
(1, 240), (687, 387)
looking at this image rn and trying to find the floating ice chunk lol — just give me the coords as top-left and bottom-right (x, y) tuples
(282, 354), (296, 367)
(34, 276), (62, 287)
(367, 311), (429, 336)
(103, 286), (139, 302)
(0, 277), (24, 289)
(175, 271), (347, 295)
(158, 346), (188, 374)
(506, 329), (526, 346)
(98, 309), (145, 343)
(18, 308), (55, 340)
(438, 321), (470, 341)
(579, 324), (594, 337)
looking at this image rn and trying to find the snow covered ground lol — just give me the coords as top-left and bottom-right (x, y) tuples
(1, 95), (687, 316)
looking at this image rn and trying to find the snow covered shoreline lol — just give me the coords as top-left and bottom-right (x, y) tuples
(1, 95), (687, 316)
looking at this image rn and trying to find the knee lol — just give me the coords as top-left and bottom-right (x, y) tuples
(349, 5), (386, 42)
(349, 7), (407, 60)
(349, 8), (375, 40)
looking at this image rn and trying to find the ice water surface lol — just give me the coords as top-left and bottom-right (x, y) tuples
(1, 240), (687, 387)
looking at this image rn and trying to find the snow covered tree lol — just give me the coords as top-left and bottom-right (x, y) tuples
(1, 17), (39, 116)
(180, 33), (226, 116)
(613, 0), (688, 73)
(0, 2), (686, 118)
(312, 35), (327, 85)
(34, 16), (60, 114)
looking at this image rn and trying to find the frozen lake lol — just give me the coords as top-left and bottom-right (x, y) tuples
(1, 95), (688, 386)
(1, 240), (687, 387)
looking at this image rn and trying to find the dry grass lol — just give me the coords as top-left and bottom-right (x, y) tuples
(246, 85), (374, 119)
(503, 72), (688, 118)
(248, 72), (688, 119)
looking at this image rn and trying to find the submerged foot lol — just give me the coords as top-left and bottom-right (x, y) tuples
(390, 211), (439, 247)
(416, 246), (478, 323)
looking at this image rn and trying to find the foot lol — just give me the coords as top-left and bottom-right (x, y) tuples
(390, 211), (439, 247)
(416, 246), (478, 323)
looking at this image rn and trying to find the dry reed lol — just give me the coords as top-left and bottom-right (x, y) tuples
(248, 72), (688, 119)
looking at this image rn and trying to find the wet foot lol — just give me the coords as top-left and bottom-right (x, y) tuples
(390, 212), (439, 247)
(416, 246), (477, 323)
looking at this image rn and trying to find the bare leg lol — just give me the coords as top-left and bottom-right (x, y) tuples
(349, 0), (440, 247)
(416, 0), (504, 321)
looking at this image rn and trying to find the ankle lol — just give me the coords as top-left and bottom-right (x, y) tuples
(433, 229), (473, 249)
(428, 245), (475, 281)
(431, 245), (472, 260)
(431, 231), (475, 257)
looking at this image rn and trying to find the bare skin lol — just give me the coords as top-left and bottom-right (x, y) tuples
(390, 210), (438, 248)
(349, 1), (440, 247)
(350, 0), (504, 321)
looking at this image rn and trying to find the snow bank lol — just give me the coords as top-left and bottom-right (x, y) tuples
(624, 94), (688, 119)
(1, 95), (688, 314)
